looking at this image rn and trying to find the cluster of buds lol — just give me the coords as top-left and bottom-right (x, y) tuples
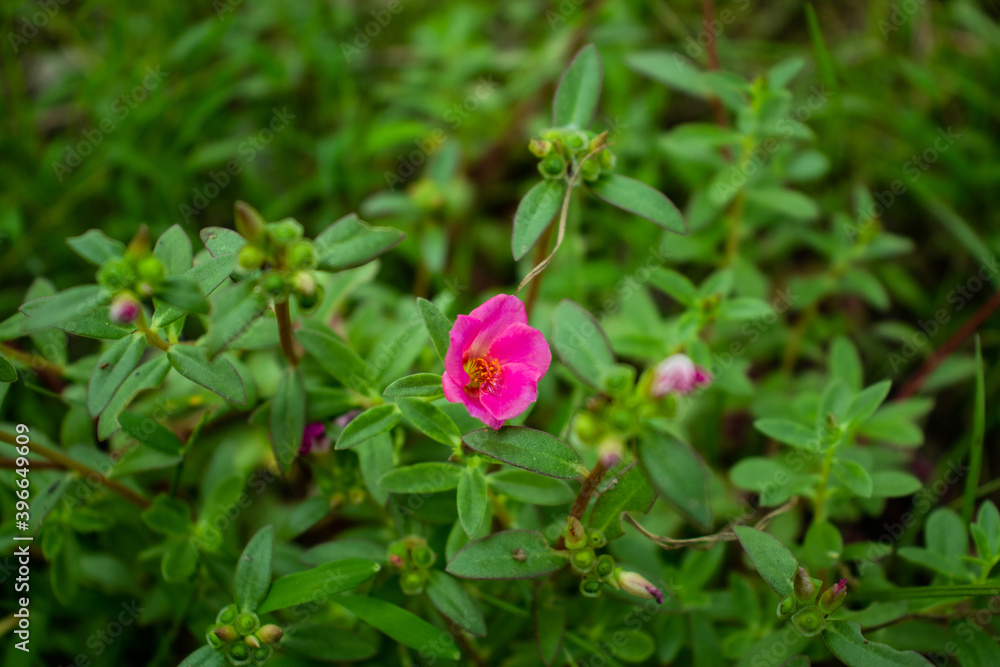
(529, 128), (615, 183)
(388, 536), (436, 595)
(563, 517), (661, 604)
(96, 226), (165, 325)
(777, 568), (847, 638)
(206, 604), (282, 665)
(233, 201), (324, 313)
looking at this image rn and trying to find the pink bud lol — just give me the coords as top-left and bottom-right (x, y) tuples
(597, 436), (624, 468)
(299, 422), (331, 455)
(617, 571), (663, 604)
(650, 354), (712, 397)
(109, 294), (141, 324)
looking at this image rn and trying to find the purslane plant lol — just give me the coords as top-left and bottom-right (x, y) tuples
(0, 42), (996, 667)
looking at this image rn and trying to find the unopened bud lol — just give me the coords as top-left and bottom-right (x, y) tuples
(245, 634), (260, 649)
(597, 436), (625, 469)
(818, 579), (847, 615)
(267, 218), (304, 246)
(564, 516), (587, 550)
(287, 240), (316, 270)
(234, 201), (267, 243)
(238, 245), (265, 271)
(213, 625), (238, 642)
(529, 137), (552, 157)
(256, 624), (284, 644)
(777, 596), (795, 619)
(616, 570), (663, 604)
(137, 256), (165, 283)
(109, 293), (141, 324)
(793, 567), (816, 603)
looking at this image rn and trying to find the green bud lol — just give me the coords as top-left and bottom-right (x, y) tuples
(126, 225), (151, 257)
(587, 529), (607, 549)
(227, 641), (251, 665)
(599, 149), (616, 170)
(256, 624), (284, 644)
(266, 218), (304, 246)
(245, 634), (261, 649)
(596, 554), (615, 578)
(777, 596), (795, 619)
(818, 579), (848, 615)
(564, 516), (587, 550)
(234, 201), (267, 243)
(602, 364), (635, 397)
(573, 412), (600, 444)
(251, 645), (274, 663)
(538, 154), (567, 180)
(287, 240), (316, 270)
(609, 407), (633, 434)
(570, 548), (596, 574)
(217, 603), (239, 625)
(238, 245), (266, 271)
(235, 612), (260, 635)
(97, 259), (135, 291)
(529, 137), (552, 157)
(562, 130), (588, 153)
(793, 567), (817, 604)
(213, 624), (239, 642)
(206, 625), (226, 648)
(412, 547), (435, 568)
(263, 271), (286, 297)
(137, 256), (165, 282)
(791, 606), (826, 637)
(540, 128), (561, 142)
(580, 576), (603, 598)
(579, 158), (601, 182)
(400, 569), (425, 595)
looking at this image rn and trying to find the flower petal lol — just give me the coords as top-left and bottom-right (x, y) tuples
(445, 314), (482, 385)
(487, 322), (551, 377)
(443, 372), (503, 429)
(468, 294), (528, 356)
(479, 362), (539, 423)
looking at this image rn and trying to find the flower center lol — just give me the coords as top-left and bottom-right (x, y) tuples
(465, 356), (502, 392)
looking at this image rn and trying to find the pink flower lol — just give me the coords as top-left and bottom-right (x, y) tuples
(650, 353), (712, 397)
(442, 294), (551, 429)
(616, 571), (663, 604)
(109, 293), (141, 324)
(299, 422), (331, 455)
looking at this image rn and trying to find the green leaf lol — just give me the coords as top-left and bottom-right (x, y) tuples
(638, 431), (713, 529)
(52, 307), (132, 340)
(383, 373), (444, 399)
(718, 297), (774, 321)
(334, 595), (460, 661)
(589, 462), (658, 541)
(199, 227), (246, 256)
(155, 275), (209, 315)
(754, 418), (818, 450)
(803, 520), (843, 569)
(535, 585), (566, 666)
(0, 352), (17, 383)
(396, 397), (461, 447)
(153, 224), (193, 276)
(833, 459), (873, 498)
(119, 411), (184, 455)
(314, 213), (405, 271)
(258, 558), (381, 614)
(359, 432), (393, 505)
(152, 254), (237, 328)
(141, 495), (192, 536)
(734, 526), (798, 597)
(591, 174), (687, 234)
(416, 297), (452, 364)
(336, 404), (401, 450)
(280, 623), (377, 661)
(67, 229), (125, 265)
(830, 336), (863, 392)
(822, 621), (932, 667)
(845, 380), (892, 424)
(487, 469), (575, 506)
(650, 268), (699, 307)
(512, 180), (566, 260)
(962, 338), (986, 524)
(167, 346), (245, 404)
(463, 426), (587, 479)
(297, 327), (372, 393)
(162, 537), (199, 583)
(953, 618), (1000, 667)
(378, 462), (463, 494)
(870, 471), (922, 497)
(552, 43), (602, 128)
(853, 585), (1000, 602)
(745, 187), (820, 220)
(976, 501), (1000, 557)
(98, 355), (171, 440)
(87, 333), (147, 417)
(426, 570), (486, 636)
(177, 644), (227, 667)
(233, 525), (273, 613)
(271, 367), (306, 474)
(551, 299), (615, 390)
(458, 467), (488, 537)
(626, 51), (712, 98)
(447, 529), (567, 580)
(20, 284), (111, 331)
(204, 281), (268, 358)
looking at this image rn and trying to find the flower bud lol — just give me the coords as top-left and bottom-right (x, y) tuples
(599, 149), (616, 170)
(256, 624), (284, 644)
(791, 606), (826, 637)
(412, 546), (435, 568)
(587, 529), (607, 549)
(97, 259), (135, 291)
(126, 224), (151, 256)
(562, 130), (588, 153)
(564, 516), (587, 550)
(245, 634), (261, 649)
(793, 567), (816, 603)
(580, 576), (603, 598)
(235, 611), (260, 635)
(616, 570), (663, 604)
(579, 158), (601, 182)
(650, 354), (712, 397)
(109, 293), (141, 325)
(400, 569), (425, 595)
(818, 579), (847, 615)
(596, 436), (624, 469)
(572, 412), (600, 444)
(263, 271), (286, 297)
(213, 624), (238, 642)
(570, 548), (596, 574)
(217, 603), (238, 625)
(529, 137), (552, 157)
(596, 554), (615, 578)
(299, 422), (330, 456)
(776, 596), (795, 619)
(137, 256), (165, 283)
(206, 626), (226, 648)
(238, 245), (266, 271)
(266, 218), (304, 246)
(538, 154), (567, 180)
(227, 641), (251, 665)
(234, 201), (267, 244)
(287, 240), (316, 270)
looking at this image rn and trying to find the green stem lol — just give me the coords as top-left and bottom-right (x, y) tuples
(275, 300), (299, 365)
(0, 342), (64, 376)
(135, 310), (169, 351)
